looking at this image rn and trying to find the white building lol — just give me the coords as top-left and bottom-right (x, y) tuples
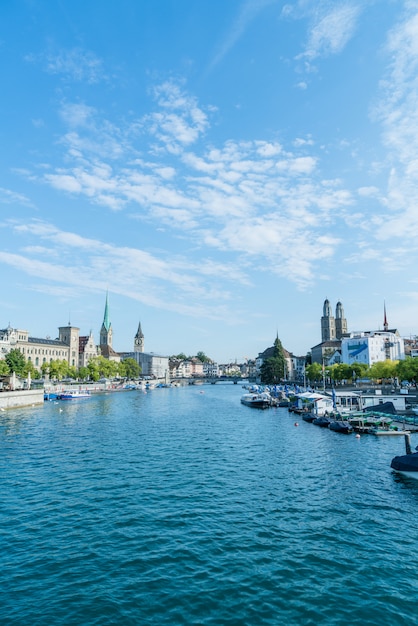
(202, 361), (219, 377)
(341, 331), (405, 366)
(124, 351), (169, 379)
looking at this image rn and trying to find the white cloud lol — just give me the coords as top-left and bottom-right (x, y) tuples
(372, 3), (418, 240)
(290, 3), (361, 70)
(20, 80), (371, 288)
(0, 187), (34, 207)
(3, 220), (243, 318)
(31, 47), (106, 84)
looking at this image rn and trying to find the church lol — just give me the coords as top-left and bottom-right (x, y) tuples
(311, 299), (405, 366)
(311, 299), (348, 365)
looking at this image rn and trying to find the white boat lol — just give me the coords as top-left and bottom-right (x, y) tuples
(59, 390), (91, 400)
(240, 392), (272, 409)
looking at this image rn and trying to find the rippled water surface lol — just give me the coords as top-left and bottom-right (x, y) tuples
(1, 384), (418, 625)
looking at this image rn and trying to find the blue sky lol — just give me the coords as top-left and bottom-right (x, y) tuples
(1, 0), (418, 363)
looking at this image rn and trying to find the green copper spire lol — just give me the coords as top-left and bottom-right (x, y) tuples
(103, 291), (111, 331)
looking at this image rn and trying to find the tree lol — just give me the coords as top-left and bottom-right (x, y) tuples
(87, 356), (119, 379)
(22, 359), (40, 379)
(396, 357), (418, 383)
(260, 336), (286, 384)
(369, 359), (398, 382)
(0, 360), (10, 376)
(5, 349), (26, 375)
(121, 357), (141, 379)
(48, 359), (70, 380)
(305, 363), (323, 383)
(78, 366), (89, 381)
(172, 353), (187, 360)
(196, 351), (211, 363)
(260, 358), (283, 384)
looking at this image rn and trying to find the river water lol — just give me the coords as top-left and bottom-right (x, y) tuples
(1, 383), (418, 625)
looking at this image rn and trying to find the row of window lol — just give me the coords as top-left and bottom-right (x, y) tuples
(19, 347), (67, 357)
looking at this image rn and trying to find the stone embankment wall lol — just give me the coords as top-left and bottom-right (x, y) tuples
(0, 389), (44, 410)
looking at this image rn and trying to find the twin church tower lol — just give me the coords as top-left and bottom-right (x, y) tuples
(321, 299), (348, 342)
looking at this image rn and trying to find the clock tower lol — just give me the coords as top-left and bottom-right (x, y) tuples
(134, 321), (144, 353)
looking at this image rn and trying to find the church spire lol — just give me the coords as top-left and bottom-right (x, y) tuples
(383, 301), (388, 331)
(100, 291), (113, 347)
(103, 291), (110, 331)
(134, 320), (144, 353)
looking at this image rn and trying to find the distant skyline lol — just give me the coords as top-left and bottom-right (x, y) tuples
(1, 1), (418, 362)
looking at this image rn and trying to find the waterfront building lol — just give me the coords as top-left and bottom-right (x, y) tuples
(0, 324), (72, 370)
(340, 304), (404, 366)
(190, 358), (204, 377)
(1, 323), (99, 371)
(202, 361), (219, 377)
(78, 331), (100, 368)
(168, 358), (201, 378)
(0, 325), (18, 358)
(169, 358), (190, 378)
(311, 340), (342, 365)
(341, 331), (405, 366)
(123, 351), (169, 379)
(121, 321), (169, 378)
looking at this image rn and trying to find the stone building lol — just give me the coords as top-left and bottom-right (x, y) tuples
(312, 299), (349, 364)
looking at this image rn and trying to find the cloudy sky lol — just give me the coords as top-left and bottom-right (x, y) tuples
(1, 0), (418, 362)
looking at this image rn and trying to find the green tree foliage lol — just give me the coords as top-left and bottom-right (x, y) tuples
(305, 363), (323, 382)
(121, 357), (141, 379)
(5, 349), (26, 375)
(87, 356), (119, 380)
(260, 336), (286, 384)
(22, 359), (40, 379)
(0, 360), (10, 376)
(196, 351), (211, 363)
(396, 357), (418, 383)
(172, 353), (187, 360)
(368, 359), (398, 381)
(78, 366), (89, 381)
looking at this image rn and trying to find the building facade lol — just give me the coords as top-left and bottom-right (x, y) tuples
(341, 331), (405, 366)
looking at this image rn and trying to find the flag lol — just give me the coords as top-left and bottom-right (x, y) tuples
(332, 387), (336, 409)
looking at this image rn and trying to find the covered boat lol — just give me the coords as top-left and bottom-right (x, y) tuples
(329, 420), (353, 434)
(391, 434), (418, 478)
(302, 412), (316, 423)
(312, 415), (331, 428)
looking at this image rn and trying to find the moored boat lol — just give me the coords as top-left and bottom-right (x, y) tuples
(312, 415), (331, 428)
(329, 420), (353, 434)
(240, 392), (272, 409)
(302, 412), (316, 423)
(59, 390), (91, 400)
(391, 434), (418, 478)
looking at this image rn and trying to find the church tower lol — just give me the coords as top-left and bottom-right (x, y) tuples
(321, 298), (336, 342)
(335, 301), (348, 339)
(134, 321), (144, 353)
(58, 323), (80, 367)
(100, 292), (113, 348)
